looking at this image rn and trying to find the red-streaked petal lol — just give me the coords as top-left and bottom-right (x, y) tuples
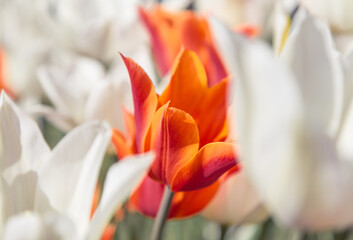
(120, 53), (158, 152)
(171, 142), (237, 191)
(129, 175), (219, 219)
(159, 50), (229, 147)
(149, 103), (200, 185)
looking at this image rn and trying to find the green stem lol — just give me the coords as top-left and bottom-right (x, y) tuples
(150, 186), (174, 240)
(257, 218), (272, 240)
(220, 224), (228, 240)
(335, 230), (350, 240)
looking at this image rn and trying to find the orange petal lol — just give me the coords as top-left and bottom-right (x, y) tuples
(149, 103), (200, 185)
(120, 53), (158, 152)
(111, 129), (134, 159)
(235, 24), (261, 38)
(101, 224), (116, 240)
(0, 48), (15, 99)
(159, 50), (229, 147)
(121, 107), (137, 151)
(169, 181), (220, 218)
(129, 175), (219, 219)
(171, 142), (238, 191)
(180, 15), (228, 86)
(90, 184), (101, 219)
(139, 7), (227, 85)
(139, 7), (181, 76)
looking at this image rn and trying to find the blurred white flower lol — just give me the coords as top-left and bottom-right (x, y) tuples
(0, 0), (52, 102)
(0, 91), (153, 239)
(274, 2), (353, 54)
(214, 11), (353, 230)
(195, 0), (275, 36)
(32, 52), (132, 133)
(301, 0), (353, 33)
(0, 0), (156, 105)
(35, 0), (144, 62)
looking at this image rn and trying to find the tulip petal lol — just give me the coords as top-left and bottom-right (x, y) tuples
(171, 142), (237, 191)
(280, 13), (344, 137)
(87, 153), (153, 240)
(120, 54), (158, 152)
(138, 7), (181, 76)
(111, 129), (133, 159)
(129, 175), (219, 219)
(37, 57), (105, 124)
(149, 103), (200, 185)
(3, 212), (77, 240)
(0, 91), (50, 181)
(139, 7), (228, 85)
(159, 50), (228, 146)
(85, 80), (129, 131)
(180, 15), (228, 86)
(36, 121), (111, 236)
(228, 17), (353, 229)
(0, 50), (15, 98)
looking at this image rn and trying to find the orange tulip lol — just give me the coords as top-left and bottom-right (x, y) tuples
(112, 50), (237, 218)
(139, 7), (228, 87)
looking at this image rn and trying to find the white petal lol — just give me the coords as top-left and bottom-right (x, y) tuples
(202, 169), (267, 225)
(3, 211), (77, 240)
(37, 57), (105, 124)
(280, 14), (344, 137)
(27, 104), (76, 132)
(87, 153), (153, 240)
(4, 212), (44, 240)
(85, 80), (129, 132)
(301, 0), (353, 32)
(230, 24), (353, 230)
(2, 171), (38, 221)
(336, 49), (353, 158)
(0, 91), (50, 182)
(35, 121), (111, 236)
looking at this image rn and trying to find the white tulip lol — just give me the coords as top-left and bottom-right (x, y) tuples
(214, 11), (353, 230)
(0, 91), (153, 239)
(32, 53), (132, 133)
(301, 0), (353, 33)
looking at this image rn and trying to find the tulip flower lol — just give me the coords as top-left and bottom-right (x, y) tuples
(34, 53), (134, 132)
(0, 0), (51, 102)
(301, 0), (353, 33)
(35, 0), (150, 63)
(0, 0), (156, 104)
(112, 50), (237, 218)
(274, 2), (353, 54)
(139, 7), (228, 86)
(219, 10), (353, 230)
(299, 0), (353, 53)
(0, 91), (153, 239)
